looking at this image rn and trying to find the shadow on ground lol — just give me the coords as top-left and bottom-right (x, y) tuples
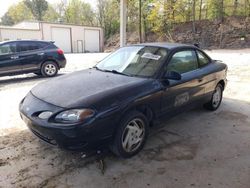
(0, 73), (65, 88)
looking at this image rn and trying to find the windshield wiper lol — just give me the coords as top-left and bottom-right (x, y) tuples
(93, 66), (101, 71)
(94, 67), (131, 77)
(109, 70), (130, 76)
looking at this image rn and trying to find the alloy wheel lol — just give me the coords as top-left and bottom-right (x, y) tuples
(121, 118), (145, 153)
(45, 64), (57, 76)
(212, 86), (222, 108)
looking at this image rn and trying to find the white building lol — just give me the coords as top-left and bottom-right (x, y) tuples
(0, 21), (104, 53)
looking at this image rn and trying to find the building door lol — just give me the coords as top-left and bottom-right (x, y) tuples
(77, 40), (83, 53)
(84, 29), (100, 52)
(51, 27), (72, 53)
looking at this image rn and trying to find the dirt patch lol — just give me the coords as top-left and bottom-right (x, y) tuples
(140, 138), (198, 162)
(217, 110), (249, 122)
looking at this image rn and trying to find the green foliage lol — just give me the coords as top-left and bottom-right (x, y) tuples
(24, 0), (48, 21)
(43, 5), (61, 23)
(1, 0), (250, 41)
(97, 0), (120, 39)
(1, 2), (34, 25)
(65, 0), (95, 26)
(0, 14), (15, 26)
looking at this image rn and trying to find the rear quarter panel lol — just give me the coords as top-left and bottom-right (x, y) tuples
(42, 44), (66, 68)
(202, 60), (227, 95)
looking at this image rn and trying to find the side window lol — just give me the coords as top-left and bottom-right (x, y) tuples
(38, 42), (49, 49)
(197, 51), (210, 67)
(166, 50), (198, 74)
(29, 42), (40, 51)
(17, 42), (40, 52)
(17, 42), (30, 52)
(0, 43), (16, 55)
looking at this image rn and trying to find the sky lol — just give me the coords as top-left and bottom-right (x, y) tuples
(0, 0), (97, 17)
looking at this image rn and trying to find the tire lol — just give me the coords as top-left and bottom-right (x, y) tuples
(204, 84), (223, 111)
(34, 72), (42, 76)
(41, 61), (58, 77)
(110, 111), (149, 158)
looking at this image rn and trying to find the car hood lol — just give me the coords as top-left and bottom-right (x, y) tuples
(31, 69), (153, 109)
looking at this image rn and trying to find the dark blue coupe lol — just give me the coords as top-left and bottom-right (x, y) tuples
(19, 43), (227, 158)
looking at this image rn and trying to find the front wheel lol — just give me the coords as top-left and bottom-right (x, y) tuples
(41, 61), (58, 77)
(204, 84), (223, 111)
(110, 111), (149, 158)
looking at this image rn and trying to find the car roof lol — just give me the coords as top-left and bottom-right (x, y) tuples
(0, 40), (52, 45)
(132, 42), (198, 50)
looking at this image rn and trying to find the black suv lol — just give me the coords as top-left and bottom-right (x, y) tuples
(0, 40), (66, 77)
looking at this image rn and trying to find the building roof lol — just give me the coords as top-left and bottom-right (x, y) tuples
(0, 21), (102, 30)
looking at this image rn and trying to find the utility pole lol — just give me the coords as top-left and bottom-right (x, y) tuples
(120, 0), (127, 47)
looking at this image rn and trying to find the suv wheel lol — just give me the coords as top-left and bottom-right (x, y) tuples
(41, 61), (58, 77)
(110, 111), (149, 158)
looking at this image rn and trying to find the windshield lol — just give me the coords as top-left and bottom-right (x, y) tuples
(96, 46), (168, 77)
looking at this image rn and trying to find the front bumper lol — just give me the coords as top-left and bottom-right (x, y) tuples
(19, 92), (114, 151)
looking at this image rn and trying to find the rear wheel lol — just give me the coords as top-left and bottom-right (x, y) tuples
(204, 84), (223, 111)
(41, 61), (58, 77)
(110, 111), (149, 158)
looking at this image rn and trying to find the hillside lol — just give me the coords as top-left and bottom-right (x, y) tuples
(105, 17), (250, 51)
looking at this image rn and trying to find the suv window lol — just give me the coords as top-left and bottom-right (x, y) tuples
(0, 43), (16, 55)
(197, 51), (210, 67)
(17, 42), (40, 52)
(166, 50), (198, 74)
(38, 42), (49, 49)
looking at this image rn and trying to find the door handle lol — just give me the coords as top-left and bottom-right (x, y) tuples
(198, 78), (203, 82)
(38, 53), (44, 56)
(11, 56), (19, 60)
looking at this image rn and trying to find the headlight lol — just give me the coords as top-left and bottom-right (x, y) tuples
(54, 109), (95, 123)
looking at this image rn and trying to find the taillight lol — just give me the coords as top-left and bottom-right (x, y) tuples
(57, 49), (64, 55)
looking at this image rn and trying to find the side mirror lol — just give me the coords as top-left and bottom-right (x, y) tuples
(164, 71), (182, 80)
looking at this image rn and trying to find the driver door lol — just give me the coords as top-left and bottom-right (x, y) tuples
(160, 49), (205, 116)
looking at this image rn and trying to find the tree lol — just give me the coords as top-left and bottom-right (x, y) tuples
(192, 0), (196, 33)
(209, 0), (224, 21)
(43, 5), (60, 22)
(199, 0), (203, 20)
(65, 0), (95, 26)
(24, 0), (49, 21)
(139, 0), (142, 42)
(0, 2), (34, 25)
(1, 13), (15, 26)
(97, 0), (120, 39)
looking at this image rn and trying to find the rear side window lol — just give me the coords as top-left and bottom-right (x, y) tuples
(17, 42), (42, 52)
(166, 50), (198, 74)
(38, 42), (50, 49)
(197, 51), (210, 67)
(0, 43), (16, 55)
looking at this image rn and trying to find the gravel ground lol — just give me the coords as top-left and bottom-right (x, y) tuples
(0, 50), (250, 188)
